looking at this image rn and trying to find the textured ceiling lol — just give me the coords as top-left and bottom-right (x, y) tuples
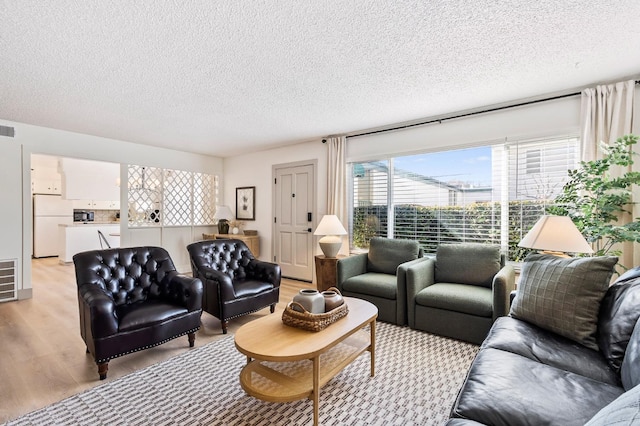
(1, 1), (640, 157)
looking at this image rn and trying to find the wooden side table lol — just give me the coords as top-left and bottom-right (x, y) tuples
(211, 234), (260, 258)
(315, 254), (347, 291)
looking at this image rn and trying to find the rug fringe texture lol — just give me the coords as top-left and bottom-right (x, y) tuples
(4, 322), (478, 426)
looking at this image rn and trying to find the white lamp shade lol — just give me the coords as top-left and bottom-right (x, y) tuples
(314, 215), (347, 258)
(213, 205), (234, 221)
(518, 215), (593, 254)
(313, 215), (347, 236)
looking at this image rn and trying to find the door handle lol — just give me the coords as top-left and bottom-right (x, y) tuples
(307, 228), (312, 232)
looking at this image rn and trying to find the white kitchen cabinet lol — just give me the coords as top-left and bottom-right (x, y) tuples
(72, 199), (120, 210)
(61, 158), (120, 201)
(58, 224), (120, 262)
(72, 199), (94, 209)
(93, 200), (120, 210)
(31, 154), (63, 195)
(32, 177), (62, 194)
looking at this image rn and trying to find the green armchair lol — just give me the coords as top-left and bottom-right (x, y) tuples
(336, 237), (425, 325)
(407, 243), (515, 344)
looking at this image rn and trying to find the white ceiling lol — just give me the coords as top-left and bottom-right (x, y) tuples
(1, 1), (640, 158)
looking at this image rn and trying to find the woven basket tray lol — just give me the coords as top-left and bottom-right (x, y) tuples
(282, 295), (349, 332)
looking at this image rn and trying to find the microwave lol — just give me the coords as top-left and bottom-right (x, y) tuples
(74, 211), (94, 222)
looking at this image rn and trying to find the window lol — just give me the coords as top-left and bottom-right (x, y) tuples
(351, 161), (389, 247)
(349, 137), (578, 261)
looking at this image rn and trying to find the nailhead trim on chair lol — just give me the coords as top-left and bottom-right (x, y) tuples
(224, 303), (274, 321)
(96, 326), (200, 363)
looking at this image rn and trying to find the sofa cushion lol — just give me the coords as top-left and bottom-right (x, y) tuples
(621, 316), (640, 391)
(510, 254), (617, 351)
(451, 347), (624, 426)
(117, 300), (188, 332)
(341, 273), (398, 300)
(233, 279), (274, 298)
(484, 317), (620, 386)
(367, 237), (420, 275)
(584, 383), (640, 426)
(597, 267), (640, 374)
(435, 243), (501, 288)
(415, 283), (493, 318)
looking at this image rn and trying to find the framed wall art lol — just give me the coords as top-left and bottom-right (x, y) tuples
(236, 186), (255, 220)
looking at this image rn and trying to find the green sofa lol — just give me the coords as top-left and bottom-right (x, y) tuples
(406, 243), (515, 344)
(336, 237), (426, 325)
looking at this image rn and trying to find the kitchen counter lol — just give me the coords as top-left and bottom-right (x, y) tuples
(60, 221), (120, 227)
(58, 223), (121, 262)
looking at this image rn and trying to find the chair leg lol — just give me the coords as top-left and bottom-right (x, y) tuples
(221, 320), (228, 334)
(98, 361), (109, 380)
(270, 304), (276, 314)
(188, 332), (196, 347)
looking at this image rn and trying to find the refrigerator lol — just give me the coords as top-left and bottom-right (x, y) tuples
(33, 194), (73, 258)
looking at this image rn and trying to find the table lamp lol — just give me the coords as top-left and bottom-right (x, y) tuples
(314, 215), (347, 258)
(213, 205), (234, 234)
(518, 215), (593, 257)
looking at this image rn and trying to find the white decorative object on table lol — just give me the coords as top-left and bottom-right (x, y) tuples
(292, 289), (325, 314)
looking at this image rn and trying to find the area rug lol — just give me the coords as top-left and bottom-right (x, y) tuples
(5, 322), (479, 426)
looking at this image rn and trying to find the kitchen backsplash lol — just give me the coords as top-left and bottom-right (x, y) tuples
(93, 209), (120, 222)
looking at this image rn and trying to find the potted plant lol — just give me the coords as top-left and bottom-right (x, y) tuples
(549, 134), (640, 264)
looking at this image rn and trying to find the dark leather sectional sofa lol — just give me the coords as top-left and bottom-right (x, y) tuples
(446, 267), (640, 426)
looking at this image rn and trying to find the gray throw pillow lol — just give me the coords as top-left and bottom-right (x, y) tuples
(367, 237), (420, 275)
(584, 384), (640, 426)
(621, 316), (640, 391)
(510, 254), (618, 351)
(597, 267), (640, 373)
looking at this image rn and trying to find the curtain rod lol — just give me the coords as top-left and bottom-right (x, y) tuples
(346, 92), (580, 139)
(347, 80), (640, 139)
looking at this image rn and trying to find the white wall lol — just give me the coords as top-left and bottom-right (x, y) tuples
(0, 119), (223, 298)
(223, 139), (328, 262)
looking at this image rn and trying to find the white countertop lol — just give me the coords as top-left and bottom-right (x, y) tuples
(60, 222), (120, 227)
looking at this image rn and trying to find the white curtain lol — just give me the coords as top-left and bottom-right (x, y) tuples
(580, 80), (635, 161)
(580, 80), (636, 269)
(326, 136), (348, 253)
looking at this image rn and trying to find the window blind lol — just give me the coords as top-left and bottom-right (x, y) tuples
(351, 161), (389, 247)
(349, 137), (579, 261)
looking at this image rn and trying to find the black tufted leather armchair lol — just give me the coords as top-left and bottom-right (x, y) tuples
(73, 246), (203, 380)
(187, 239), (281, 334)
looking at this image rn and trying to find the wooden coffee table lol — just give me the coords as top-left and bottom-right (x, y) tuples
(234, 297), (378, 426)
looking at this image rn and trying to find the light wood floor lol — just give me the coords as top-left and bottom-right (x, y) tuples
(0, 258), (313, 423)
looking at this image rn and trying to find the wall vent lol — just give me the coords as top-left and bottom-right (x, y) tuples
(0, 259), (17, 302)
(0, 125), (15, 137)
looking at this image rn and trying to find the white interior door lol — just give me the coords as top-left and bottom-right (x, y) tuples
(274, 163), (315, 281)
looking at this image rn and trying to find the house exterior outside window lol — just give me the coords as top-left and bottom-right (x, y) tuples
(349, 137), (578, 261)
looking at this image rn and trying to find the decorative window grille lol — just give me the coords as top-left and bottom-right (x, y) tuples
(193, 173), (216, 225)
(128, 165), (163, 226)
(163, 169), (193, 226)
(127, 165), (218, 227)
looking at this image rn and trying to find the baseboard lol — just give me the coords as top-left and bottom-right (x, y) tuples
(18, 288), (33, 300)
